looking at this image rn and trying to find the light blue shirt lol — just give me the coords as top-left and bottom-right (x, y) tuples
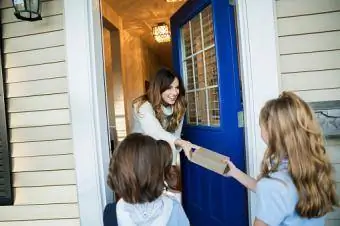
(255, 170), (325, 226)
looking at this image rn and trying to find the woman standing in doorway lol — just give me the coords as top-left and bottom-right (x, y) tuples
(132, 68), (198, 191)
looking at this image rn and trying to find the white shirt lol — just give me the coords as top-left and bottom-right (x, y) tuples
(131, 101), (183, 164)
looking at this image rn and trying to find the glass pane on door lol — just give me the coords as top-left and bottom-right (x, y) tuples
(181, 5), (220, 127)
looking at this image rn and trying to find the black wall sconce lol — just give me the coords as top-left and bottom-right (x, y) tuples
(12, 0), (42, 21)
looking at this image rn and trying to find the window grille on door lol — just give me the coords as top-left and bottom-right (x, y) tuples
(181, 5), (220, 127)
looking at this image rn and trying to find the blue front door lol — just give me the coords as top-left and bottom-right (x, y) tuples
(171, 1), (248, 225)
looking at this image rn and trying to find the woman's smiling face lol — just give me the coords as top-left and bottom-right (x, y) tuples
(161, 77), (180, 105)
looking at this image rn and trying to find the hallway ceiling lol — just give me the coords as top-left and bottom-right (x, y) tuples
(104, 0), (186, 68)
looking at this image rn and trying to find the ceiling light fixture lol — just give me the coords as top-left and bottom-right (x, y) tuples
(152, 23), (171, 43)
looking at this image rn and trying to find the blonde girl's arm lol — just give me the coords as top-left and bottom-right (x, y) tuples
(225, 157), (257, 192)
(253, 218), (268, 226)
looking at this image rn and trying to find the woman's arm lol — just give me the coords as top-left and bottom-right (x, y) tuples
(174, 118), (184, 138)
(134, 103), (197, 159)
(225, 157), (257, 192)
(134, 102), (178, 148)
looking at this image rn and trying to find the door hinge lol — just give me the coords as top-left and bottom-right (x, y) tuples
(229, 0), (235, 6)
(237, 111), (244, 128)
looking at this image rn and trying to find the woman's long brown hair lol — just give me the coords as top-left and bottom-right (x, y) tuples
(133, 68), (187, 132)
(259, 91), (338, 218)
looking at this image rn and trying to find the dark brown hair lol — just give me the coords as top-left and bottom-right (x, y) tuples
(133, 68), (187, 132)
(259, 91), (338, 217)
(156, 140), (181, 191)
(107, 133), (174, 203)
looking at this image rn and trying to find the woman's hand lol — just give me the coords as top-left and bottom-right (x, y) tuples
(175, 139), (200, 160)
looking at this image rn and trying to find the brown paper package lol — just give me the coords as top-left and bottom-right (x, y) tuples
(190, 147), (230, 175)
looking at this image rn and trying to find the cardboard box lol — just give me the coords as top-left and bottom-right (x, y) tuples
(190, 147), (229, 175)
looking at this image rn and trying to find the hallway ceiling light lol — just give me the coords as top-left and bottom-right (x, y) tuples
(12, 0), (42, 21)
(152, 23), (171, 43)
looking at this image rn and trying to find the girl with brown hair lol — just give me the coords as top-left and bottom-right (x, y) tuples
(107, 133), (189, 226)
(132, 68), (199, 165)
(225, 91), (338, 226)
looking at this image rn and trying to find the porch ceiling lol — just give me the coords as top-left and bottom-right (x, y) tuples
(104, 0), (186, 68)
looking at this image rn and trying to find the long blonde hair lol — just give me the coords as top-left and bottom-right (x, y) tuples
(259, 91), (338, 218)
(133, 68), (187, 132)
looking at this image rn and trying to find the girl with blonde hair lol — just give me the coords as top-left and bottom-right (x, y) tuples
(226, 91), (338, 226)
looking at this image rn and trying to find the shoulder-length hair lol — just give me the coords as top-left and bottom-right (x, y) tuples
(133, 68), (187, 132)
(259, 91), (338, 217)
(107, 133), (172, 203)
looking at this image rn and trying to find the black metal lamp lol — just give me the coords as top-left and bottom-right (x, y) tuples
(12, 0), (42, 21)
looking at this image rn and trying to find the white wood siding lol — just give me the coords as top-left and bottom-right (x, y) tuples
(0, 0), (79, 225)
(276, 1), (340, 225)
(276, 0), (340, 102)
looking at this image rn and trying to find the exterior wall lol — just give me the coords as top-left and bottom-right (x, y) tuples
(0, 0), (79, 225)
(276, 1), (340, 225)
(276, 0), (340, 102)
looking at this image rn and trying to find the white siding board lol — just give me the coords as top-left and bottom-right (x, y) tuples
(326, 220), (340, 226)
(7, 94), (69, 112)
(0, 0), (79, 224)
(2, 15), (63, 38)
(276, 0), (340, 18)
(1, 0), (63, 24)
(0, 0), (13, 9)
(5, 62), (66, 83)
(278, 12), (340, 36)
(6, 77), (68, 98)
(0, 219), (80, 226)
(11, 139), (73, 157)
(5, 46), (65, 68)
(14, 185), (78, 205)
(334, 164), (340, 182)
(0, 204), (79, 221)
(328, 183), (340, 221)
(281, 70), (340, 91)
(326, 138), (340, 146)
(327, 145), (340, 164)
(279, 31), (340, 55)
(13, 170), (76, 187)
(4, 30), (64, 53)
(9, 109), (70, 128)
(280, 50), (340, 74)
(10, 125), (72, 142)
(12, 155), (75, 172)
(295, 89), (340, 102)
(327, 206), (340, 220)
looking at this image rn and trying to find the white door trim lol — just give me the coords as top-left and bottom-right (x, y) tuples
(235, 0), (280, 224)
(64, 0), (280, 225)
(64, 0), (112, 225)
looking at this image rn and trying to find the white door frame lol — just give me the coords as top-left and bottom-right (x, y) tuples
(64, 0), (280, 225)
(64, 0), (112, 226)
(236, 0), (280, 223)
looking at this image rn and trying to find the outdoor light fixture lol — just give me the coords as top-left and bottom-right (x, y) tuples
(12, 0), (42, 22)
(152, 23), (171, 43)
